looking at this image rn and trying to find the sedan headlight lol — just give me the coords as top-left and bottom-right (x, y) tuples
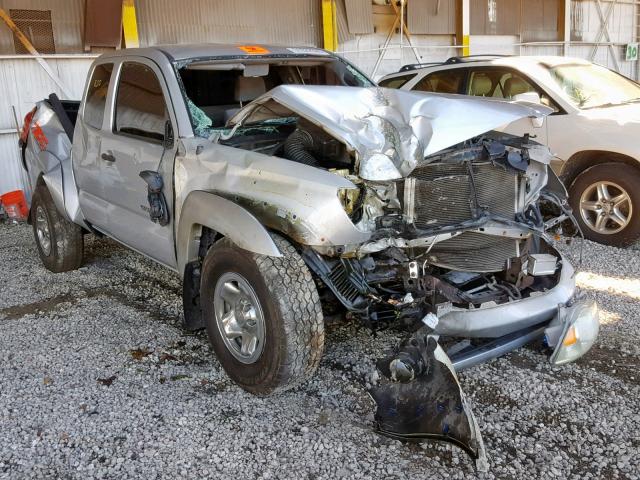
(544, 298), (599, 365)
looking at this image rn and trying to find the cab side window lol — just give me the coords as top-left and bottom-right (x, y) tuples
(84, 63), (113, 130)
(412, 70), (465, 94)
(114, 62), (168, 142)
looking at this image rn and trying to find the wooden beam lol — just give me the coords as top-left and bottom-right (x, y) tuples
(0, 8), (73, 99)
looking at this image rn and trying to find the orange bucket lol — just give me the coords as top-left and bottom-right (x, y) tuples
(1, 190), (29, 221)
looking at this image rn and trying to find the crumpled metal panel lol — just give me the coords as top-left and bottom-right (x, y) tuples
(173, 138), (371, 249)
(231, 85), (553, 181)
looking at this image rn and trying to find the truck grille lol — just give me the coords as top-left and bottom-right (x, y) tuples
(406, 162), (518, 229)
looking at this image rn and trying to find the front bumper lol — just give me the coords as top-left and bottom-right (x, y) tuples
(445, 296), (599, 371)
(434, 258), (576, 338)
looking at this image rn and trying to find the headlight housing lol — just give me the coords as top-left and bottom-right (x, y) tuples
(337, 187), (361, 216)
(544, 298), (599, 365)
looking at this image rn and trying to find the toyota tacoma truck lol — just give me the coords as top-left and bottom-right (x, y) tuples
(20, 44), (599, 465)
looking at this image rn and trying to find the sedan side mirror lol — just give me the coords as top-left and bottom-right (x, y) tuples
(513, 91), (542, 104)
(531, 116), (545, 128)
(512, 92), (545, 128)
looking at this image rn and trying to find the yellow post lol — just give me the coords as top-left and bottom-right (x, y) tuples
(122, 0), (140, 48)
(321, 0), (337, 51)
(461, 0), (470, 56)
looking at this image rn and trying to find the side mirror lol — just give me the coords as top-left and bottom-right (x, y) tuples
(530, 116), (545, 128)
(513, 91), (542, 104)
(139, 170), (170, 226)
(163, 120), (174, 149)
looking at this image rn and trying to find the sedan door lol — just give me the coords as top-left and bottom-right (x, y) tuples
(98, 60), (177, 269)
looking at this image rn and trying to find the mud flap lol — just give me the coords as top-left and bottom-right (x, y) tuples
(370, 333), (488, 471)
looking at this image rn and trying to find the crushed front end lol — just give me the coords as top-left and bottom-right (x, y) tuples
(298, 132), (599, 465)
(186, 85), (599, 465)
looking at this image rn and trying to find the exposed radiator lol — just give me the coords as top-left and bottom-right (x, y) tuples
(405, 162), (521, 272)
(425, 232), (520, 273)
(405, 162), (518, 230)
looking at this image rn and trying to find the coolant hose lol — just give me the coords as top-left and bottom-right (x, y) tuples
(284, 129), (318, 166)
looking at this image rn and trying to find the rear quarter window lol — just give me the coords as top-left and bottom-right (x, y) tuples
(84, 63), (113, 130)
(378, 73), (417, 89)
(413, 70), (466, 94)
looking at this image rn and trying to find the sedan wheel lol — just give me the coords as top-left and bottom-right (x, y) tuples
(568, 162), (640, 247)
(579, 181), (632, 235)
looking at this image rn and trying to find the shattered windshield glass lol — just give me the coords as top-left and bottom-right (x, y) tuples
(177, 55), (374, 138)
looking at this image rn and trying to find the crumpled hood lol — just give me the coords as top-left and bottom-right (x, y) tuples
(230, 85), (553, 180)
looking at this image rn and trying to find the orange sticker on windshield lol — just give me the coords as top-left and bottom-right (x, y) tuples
(238, 45), (270, 55)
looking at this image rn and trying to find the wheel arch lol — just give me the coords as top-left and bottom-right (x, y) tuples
(561, 150), (640, 187)
(176, 191), (282, 278)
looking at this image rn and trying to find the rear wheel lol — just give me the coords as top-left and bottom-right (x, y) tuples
(569, 163), (640, 247)
(201, 234), (324, 394)
(31, 184), (84, 272)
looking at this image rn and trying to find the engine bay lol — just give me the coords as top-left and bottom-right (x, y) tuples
(216, 119), (572, 329)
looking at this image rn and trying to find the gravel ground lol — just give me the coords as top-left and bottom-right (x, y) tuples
(0, 222), (639, 479)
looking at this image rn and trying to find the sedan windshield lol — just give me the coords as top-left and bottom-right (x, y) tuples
(548, 63), (640, 109)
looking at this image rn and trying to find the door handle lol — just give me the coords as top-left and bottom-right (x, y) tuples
(101, 152), (116, 162)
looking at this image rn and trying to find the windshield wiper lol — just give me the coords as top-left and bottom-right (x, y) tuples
(582, 102), (625, 110)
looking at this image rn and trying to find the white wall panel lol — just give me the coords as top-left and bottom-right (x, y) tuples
(0, 56), (94, 197)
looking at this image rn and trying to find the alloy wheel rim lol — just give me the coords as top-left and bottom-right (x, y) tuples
(35, 206), (52, 256)
(579, 180), (632, 235)
(213, 272), (266, 364)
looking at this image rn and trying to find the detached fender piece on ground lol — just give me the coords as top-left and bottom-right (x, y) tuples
(371, 331), (488, 471)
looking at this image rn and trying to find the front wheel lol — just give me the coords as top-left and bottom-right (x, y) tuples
(201, 234), (324, 394)
(30, 184), (84, 272)
(568, 163), (640, 247)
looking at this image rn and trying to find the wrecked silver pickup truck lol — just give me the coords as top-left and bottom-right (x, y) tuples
(20, 45), (599, 465)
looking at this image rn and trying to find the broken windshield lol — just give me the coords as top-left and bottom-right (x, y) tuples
(178, 56), (374, 137)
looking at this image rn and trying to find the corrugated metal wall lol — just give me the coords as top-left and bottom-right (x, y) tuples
(0, 0), (85, 54)
(0, 57), (95, 198)
(134, 0), (321, 47)
(340, 0), (640, 81)
(337, 0), (459, 79)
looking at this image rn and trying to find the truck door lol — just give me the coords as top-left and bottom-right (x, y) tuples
(98, 60), (177, 268)
(74, 62), (114, 228)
